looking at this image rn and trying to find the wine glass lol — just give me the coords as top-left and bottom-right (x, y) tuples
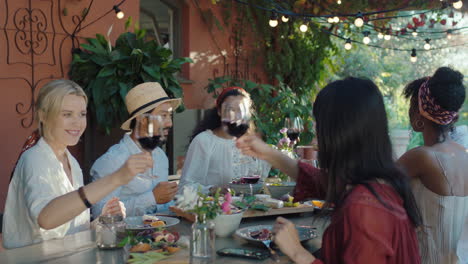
(221, 100), (250, 138)
(134, 113), (165, 152)
(285, 116), (304, 144)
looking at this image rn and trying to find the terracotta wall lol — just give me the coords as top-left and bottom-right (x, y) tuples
(181, 1), (267, 109)
(0, 0), (140, 212)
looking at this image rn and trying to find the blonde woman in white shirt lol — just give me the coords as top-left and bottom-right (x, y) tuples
(179, 87), (271, 194)
(3, 80), (153, 249)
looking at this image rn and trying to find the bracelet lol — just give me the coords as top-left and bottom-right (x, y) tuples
(78, 186), (92, 208)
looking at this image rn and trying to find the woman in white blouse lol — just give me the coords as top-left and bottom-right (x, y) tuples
(179, 87), (271, 194)
(3, 80), (153, 249)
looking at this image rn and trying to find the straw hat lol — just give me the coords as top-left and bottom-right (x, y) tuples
(121, 82), (181, 131)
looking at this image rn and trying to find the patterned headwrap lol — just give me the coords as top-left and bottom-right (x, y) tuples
(418, 78), (458, 125)
(216, 86), (247, 110)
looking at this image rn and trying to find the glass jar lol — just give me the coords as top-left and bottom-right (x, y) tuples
(190, 214), (215, 259)
(96, 215), (126, 249)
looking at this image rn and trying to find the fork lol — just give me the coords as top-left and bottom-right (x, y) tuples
(261, 239), (280, 263)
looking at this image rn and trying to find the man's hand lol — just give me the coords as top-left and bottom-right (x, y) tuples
(153, 181), (178, 204)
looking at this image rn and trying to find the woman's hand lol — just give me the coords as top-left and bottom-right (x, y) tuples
(273, 217), (315, 264)
(115, 152), (153, 186)
(236, 135), (273, 161)
(101, 197), (126, 218)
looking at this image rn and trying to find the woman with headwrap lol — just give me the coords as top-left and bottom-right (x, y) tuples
(398, 67), (468, 264)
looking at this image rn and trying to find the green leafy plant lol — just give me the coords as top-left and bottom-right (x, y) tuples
(70, 23), (192, 133)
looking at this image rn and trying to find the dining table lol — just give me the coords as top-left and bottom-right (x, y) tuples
(0, 212), (329, 264)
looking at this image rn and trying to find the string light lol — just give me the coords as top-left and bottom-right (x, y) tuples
(384, 34), (391, 40)
(363, 31), (371, 44)
(424, 39), (431, 50)
(412, 30), (418, 37)
(327, 17), (334, 23)
(333, 16), (340, 23)
(447, 30), (453, 39)
(453, 0), (463, 9)
(113, 5), (124, 19)
(269, 12), (279, 27)
(281, 15), (289, 22)
(410, 49), (417, 63)
(337, 0), (342, 4)
(377, 32), (384, 39)
(300, 19), (308, 32)
(354, 12), (364, 28)
(344, 38), (352, 50)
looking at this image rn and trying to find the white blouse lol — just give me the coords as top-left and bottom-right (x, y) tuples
(2, 138), (90, 249)
(413, 179), (468, 264)
(179, 130), (271, 194)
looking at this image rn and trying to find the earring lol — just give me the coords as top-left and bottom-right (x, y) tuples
(415, 119), (424, 130)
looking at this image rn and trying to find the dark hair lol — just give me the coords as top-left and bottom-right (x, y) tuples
(190, 89), (253, 142)
(403, 67), (465, 141)
(313, 77), (422, 227)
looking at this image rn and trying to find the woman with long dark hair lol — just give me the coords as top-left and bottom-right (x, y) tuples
(237, 77), (422, 263)
(398, 67), (468, 264)
(178, 87), (271, 194)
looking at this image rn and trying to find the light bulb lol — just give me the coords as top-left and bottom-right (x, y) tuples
(337, 0), (342, 4)
(354, 17), (364, 27)
(363, 36), (370, 44)
(424, 39), (431, 50)
(384, 34), (391, 40)
(269, 19), (279, 27)
(300, 24), (308, 32)
(117, 11), (124, 19)
(328, 17), (334, 23)
(333, 16), (340, 23)
(412, 31), (418, 37)
(113, 6), (124, 19)
(281, 15), (289, 22)
(344, 42), (352, 50)
(344, 39), (352, 50)
(410, 48), (417, 62)
(377, 32), (384, 39)
(453, 0), (463, 9)
(447, 33), (452, 39)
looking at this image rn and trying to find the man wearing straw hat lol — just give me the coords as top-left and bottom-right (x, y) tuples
(90, 82), (181, 217)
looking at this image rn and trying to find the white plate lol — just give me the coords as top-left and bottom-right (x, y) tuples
(235, 224), (316, 244)
(124, 215), (180, 230)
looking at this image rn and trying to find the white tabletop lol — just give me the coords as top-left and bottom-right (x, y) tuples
(0, 213), (327, 264)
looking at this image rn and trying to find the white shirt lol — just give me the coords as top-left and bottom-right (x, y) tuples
(2, 138), (90, 249)
(179, 130), (271, 194)
(90, 133), (171, 218)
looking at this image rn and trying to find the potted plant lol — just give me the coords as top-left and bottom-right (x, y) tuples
(69, 23), (192, 133)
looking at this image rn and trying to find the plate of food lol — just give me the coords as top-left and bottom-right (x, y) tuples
(235, 224), (317, 245)
(125, 214), (180, 231)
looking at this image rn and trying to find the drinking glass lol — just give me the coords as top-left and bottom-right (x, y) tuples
(285, 116), (304, 144)
(134, 114), (165, 152)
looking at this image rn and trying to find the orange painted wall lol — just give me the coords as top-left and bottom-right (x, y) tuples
(181, 1), (267, 109)
(0, 0), (140, 212)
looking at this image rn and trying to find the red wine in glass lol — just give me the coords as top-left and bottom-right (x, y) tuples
(287, 130), (300, 141)
(138, 136), (162, 151)
(223, 121), (249, 137)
